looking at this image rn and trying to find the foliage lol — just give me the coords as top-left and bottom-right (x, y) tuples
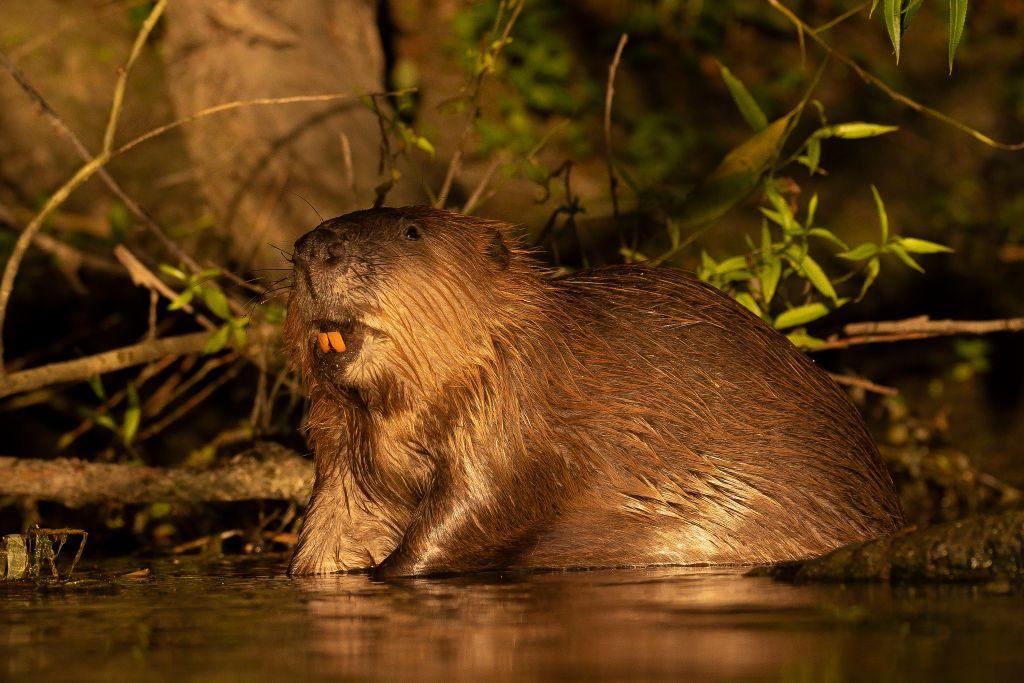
(873, 0), (969, 72)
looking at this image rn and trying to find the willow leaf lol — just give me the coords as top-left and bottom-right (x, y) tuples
(948, 0), (968, 74)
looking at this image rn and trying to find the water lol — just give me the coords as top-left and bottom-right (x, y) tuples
(1, 555), (1021, 681)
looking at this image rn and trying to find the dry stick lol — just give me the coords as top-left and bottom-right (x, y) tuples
(114, 245), (216, 329)
(0, 332), (210, 399)
(103, 0), (169, 153)
(766, 0), (1024, 151)
(844, 316), (1024, 336)
(434, 0), (524, 209)
(114, 90), (412, 160)
(810, 316), (1024, 352)
(603, 33), (629, 249)
(0, 443), (312, 507)
(827, 372), (898, 397)
(461, 155), (504, 215)
(138, 360), (245, 441)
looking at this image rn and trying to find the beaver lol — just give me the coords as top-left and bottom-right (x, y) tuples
(283, 206), (903, 577)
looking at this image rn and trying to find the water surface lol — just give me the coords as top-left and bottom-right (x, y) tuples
(1, 556), (1021, 681)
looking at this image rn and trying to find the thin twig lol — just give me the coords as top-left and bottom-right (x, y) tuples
(828, 372), (898, 396)
(462, 155), (505, 215)
(102, 0), (168, 153)
(434, 0), (524, 209)
(844, 316), (1024, 336)
(114, 245), (216, 329)
(766, 0), (1024, 151)
(114, 90), (412, 160)
(604, 33), (629, 248)
(137, 360), (245, 441)
(810, 316), (1024, 351)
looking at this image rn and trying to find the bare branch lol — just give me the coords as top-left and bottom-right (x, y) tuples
(102, 0), (168, 152)
(827, 372), (898, 396)
(811, 316), (1024, 352)
(0, 443), (312, 507)
(843, 316), (1024, 337)
(0, 332), (212, 399)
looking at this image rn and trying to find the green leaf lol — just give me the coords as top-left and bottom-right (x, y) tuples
(673, 112), (795, 230)
(898, 237), (955, 254)
(948, 0), (968, 74)
(666, 219), (681, 249)
(883, 0), (902, 63)
(201, 286), (232, 320)
(87, 374), (106, 401)
(801, 137), (822, 175)
(858, 257), (881, 301)
(231, 324), (248, 349)
(786, 331), (825, 350)
(839, 243), (878, 260)
(122, 384), (141, 444)
(887, 242), (925, 273)
(806, 194), (819, 228)
(700, 250), (717, 272)
(798, 254), (839, 302)
(167, 289), (195, 311)
(817, 122), (899, 139)
(870, 185), (889, 243)
(719, 64), (768, 131)
(870, 0), (880, 18)
(734, 293), (762, 317)
(415, 136), (436, 156)
(94, 414), (117, 431)
(715, 255), (749, 274)
(203, 324), (232, 354)
(760, 255), (782, 304)
(108, 202), (131, 241)
(774, 302), (833, 330)
(808, 227), (849, 250)
(159, 264), (187, 281)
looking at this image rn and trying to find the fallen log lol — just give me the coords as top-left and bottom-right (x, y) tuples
(756, 509), (1024, 583)
(0, 442), (312, 507)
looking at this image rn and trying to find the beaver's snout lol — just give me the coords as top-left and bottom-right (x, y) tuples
(293, 225), (352, 269)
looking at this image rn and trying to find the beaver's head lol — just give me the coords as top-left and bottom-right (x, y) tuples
(285, 206), (533, 401)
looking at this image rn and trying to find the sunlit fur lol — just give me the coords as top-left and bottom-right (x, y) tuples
(284, 206), (904, 577)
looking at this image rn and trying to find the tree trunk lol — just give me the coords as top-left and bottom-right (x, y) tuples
(161, 0), (397, 267)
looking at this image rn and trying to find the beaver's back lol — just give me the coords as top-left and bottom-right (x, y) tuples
(520, 266), (903, 568)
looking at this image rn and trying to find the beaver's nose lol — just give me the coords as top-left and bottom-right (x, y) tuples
(293, 227), (349, 266)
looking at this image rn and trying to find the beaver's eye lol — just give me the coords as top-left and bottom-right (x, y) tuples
(404, 225), (421, 241)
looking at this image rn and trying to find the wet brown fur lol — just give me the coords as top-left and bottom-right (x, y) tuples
(284, 206), (903, 577)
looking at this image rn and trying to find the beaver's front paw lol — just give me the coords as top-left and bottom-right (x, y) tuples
(287, 547), (343, 576)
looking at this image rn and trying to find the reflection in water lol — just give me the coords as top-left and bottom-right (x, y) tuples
(1, 556), (1021, 681)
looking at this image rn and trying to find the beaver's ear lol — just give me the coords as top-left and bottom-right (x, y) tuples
(484, 229), (510, 270)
